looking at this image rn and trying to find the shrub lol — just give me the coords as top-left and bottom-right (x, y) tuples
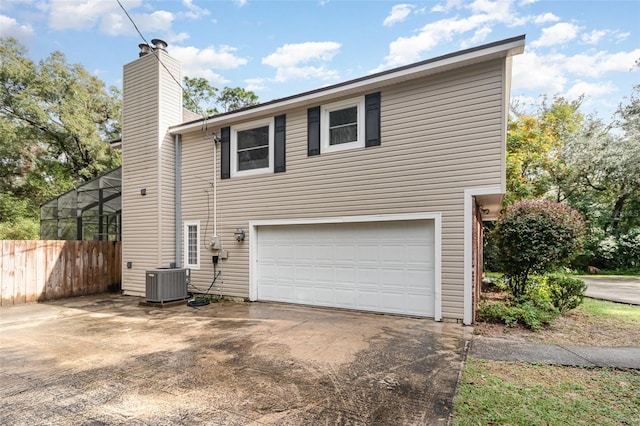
(493, 199), (586, 299)
(545, 274), (587, 314)
(477, 299), (559, 330)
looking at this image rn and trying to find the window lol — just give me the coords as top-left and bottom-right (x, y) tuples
(321, 97), (365, 153)
(231, 118), (274, 177)
(184, 221), (200, 270)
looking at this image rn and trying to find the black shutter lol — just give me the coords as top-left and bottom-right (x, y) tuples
(274, 114), (286, 173)
(220, 126), (230, 180)
(307, 106), (321, 156)
(365, 92), (381, 147)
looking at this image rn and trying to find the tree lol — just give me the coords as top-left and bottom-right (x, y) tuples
(217, 86), (259, 113)
(561, 87), (640, 234)
(182, 78), (259, 116)
(183, 76), (218, 116)
(0, 37), (121, 238)
(493, 199), (585, 299)
(505, 96), (583, 205)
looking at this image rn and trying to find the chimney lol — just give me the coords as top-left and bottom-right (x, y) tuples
(122, 39), (183, 296)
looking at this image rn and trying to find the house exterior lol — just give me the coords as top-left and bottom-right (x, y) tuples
(121, 35), (525, 324)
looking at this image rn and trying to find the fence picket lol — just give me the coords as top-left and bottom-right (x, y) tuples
(0, 241), (121, 306)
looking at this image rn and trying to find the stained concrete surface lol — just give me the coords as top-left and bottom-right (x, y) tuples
(0, 294), (471, 425)
(581, 276), (640, 305)
(471, 337), (640, 369)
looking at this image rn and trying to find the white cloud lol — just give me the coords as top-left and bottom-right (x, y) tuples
(563, 49), (640, 77)
(532, 12), (559, 24)
(471, 26), (492, 43)
(431, 0), (463, 13)
(383, 4), (414, 27)
(262, 42), (341, 83)
(615, 32), (630, 43)
(168, 44), (245, 87)
(245, 78), (268, 92)
(566, 80), (617, 101)
(531, 22), (582, 48)
(181, 0), (210, 19)
(380, 0), (518, 68)
(166, 31), (190, 44)
(519, 0), (538, 6)
(48, 0), (177, 39)
(0, 14), (36, 42)
(234, 0), (248, 7)
(272, 65), (340, 83)
(100, 9), (174, 36)
(172, 44), (248, 71)
(511, 48), (639, 110)
(263, 42), (341, 68)
(512, 51), (567, 93)
(48, 0), (141, 30)
(133, 10), (175, 33)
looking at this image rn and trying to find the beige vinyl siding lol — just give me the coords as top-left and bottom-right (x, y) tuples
(158, 55), (182, 268)
(180, 59), (505, 319)
(122, 51), (182, 295)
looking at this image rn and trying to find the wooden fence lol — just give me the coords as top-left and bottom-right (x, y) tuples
(0, 240), (121, 306)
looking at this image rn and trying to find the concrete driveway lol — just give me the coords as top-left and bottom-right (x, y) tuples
(0, 294), (470, 425)
(581, 276), (640, 305)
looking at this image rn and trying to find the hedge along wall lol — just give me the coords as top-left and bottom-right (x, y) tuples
(0, 240), (122, 306)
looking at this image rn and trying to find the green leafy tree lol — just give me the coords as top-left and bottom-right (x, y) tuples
(217, 86), (259, 113)
(505, 97), (583, 205)
(0, 37), (121, 238)
(493, 199), (586, 299)
(182, 78), (259, 116)
(183, 76), (218, 116)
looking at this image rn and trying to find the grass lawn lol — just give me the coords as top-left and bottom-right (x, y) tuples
(453, 297), (640, 425)
(452, 358), (640, 426)
(582, 298), (640, 323)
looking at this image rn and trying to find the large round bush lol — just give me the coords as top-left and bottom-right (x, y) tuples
(494, 199), (586, 299)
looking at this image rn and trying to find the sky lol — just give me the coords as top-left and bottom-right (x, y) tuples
(1, 0), (639, 122)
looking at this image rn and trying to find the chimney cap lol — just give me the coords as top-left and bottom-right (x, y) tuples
(138, 43), (152, 57)
(151, 39), (168, 50)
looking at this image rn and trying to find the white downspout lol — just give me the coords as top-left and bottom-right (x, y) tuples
(213, 136), (217, 237)
(175, 134), (182, 267)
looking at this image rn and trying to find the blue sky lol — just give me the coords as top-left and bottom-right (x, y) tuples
(1, 0), (639, 121)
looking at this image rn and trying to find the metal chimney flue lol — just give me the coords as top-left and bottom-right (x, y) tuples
(138, 43), (152, 57)
(151, 39), (168, 51)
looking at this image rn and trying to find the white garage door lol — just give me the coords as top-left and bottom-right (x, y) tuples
(255, 220), (435, 317)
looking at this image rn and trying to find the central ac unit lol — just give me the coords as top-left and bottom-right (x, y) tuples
(145, 268), (190, 303)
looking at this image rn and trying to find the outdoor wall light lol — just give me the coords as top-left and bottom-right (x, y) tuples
(140, 188), (146, 196)
(234, 228), (245, 242)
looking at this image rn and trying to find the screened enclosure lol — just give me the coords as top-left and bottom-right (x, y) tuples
(40, 167), (121, 241)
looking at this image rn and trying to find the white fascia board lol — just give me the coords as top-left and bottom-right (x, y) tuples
(170, 37), (525, 135)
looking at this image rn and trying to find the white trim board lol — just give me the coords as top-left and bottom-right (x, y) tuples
(464, 187), (502, 325)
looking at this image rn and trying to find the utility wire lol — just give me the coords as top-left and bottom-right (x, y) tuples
(115, 0), (204, 117)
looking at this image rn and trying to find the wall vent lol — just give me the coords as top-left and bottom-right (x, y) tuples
(145, 268), (190, 303)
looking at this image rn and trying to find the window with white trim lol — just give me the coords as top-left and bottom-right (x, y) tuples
(321, 97), (365, 153)
(184, 221), (200, 270)
(231, 117), (274, 177)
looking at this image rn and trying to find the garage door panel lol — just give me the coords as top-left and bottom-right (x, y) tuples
(314, 266), (334, 283)
(335, 267), (356, 282)
(256, 220), (435, 317)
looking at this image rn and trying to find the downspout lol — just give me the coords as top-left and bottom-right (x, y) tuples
(175, 133), (182, 267)
(213, 135), (217, 237)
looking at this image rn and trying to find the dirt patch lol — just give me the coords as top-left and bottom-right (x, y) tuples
(475, 292), (640, 346)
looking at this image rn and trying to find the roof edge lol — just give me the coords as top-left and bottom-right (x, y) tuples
(171, 34), (525, 134)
